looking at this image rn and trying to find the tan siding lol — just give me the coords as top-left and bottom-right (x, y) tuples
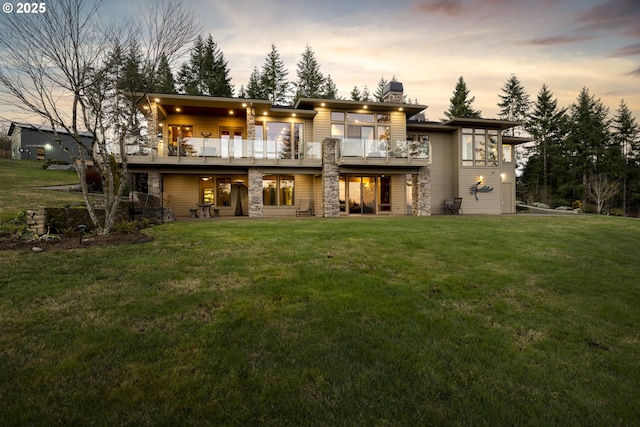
(304, 119), (314, 143)
(314, 176), (323, 216)
(391, 175), (407, 215)
(390, 112), (406, 142)
(458, 168), (502, 214)
(164, 175), (198, 217)
(501, 143), (517, 213)
(429, 133), (454, 213)
(313, 108), (331, 142)
(262, 174), (316, 218)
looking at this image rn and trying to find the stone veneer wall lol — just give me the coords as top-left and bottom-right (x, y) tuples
(148, 102), (160, 156)
(248, 168), (263, 218)
(322, 138), (340, 217)
(148, 171), (161, 198)
(412, 166), (431, 216)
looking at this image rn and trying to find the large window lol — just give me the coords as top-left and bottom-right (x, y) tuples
(199, 177), (231, 205)
(256, 121), (304, 159)
(331, 112), (390, 141)
(332, 112), (392, 157)
(263, 175), (295, 206)
(462, 128), (499, 167)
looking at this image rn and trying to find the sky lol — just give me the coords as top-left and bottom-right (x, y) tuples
(3, 0), (640, 124)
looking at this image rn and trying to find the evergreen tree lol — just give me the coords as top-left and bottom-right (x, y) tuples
(523, 84), (567, 203)
(566, 88), (611, 203)
(374, 76), (388, 102)
(237, 84), (247, 98)
(176, 34), (233, 96)
(444, 76), (481, 119)
(150, 53), (177, 94)
(322, 74), (338, 99)
(114, 40), (144, 93)
(612, 100), (640, 214)
(350, 86), (361, 101)
(245, 66), (264, 99)
(294, 44), (325, 102)
(260, 44), (289, 105)
(498, 74), (530, 136)
(205, 34), (233, 97)
(361, 85), (372, 102)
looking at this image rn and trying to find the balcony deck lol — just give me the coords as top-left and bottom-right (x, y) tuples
(125, 138), (430, 167)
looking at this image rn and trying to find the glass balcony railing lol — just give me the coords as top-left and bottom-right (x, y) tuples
(338, 139), (430, 162)
(133, 138), (322, 161)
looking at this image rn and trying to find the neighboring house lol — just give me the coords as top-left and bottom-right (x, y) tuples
(126, 83), (530, 218)
(8, 122), (93, 162)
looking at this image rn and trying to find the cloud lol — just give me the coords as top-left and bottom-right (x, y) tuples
(413, 0), (466, 16)
(517, 35), (596, 46)
(611, 43), (640, 57)
(627, 67), (640, 77)
(576, 0), (640, 38)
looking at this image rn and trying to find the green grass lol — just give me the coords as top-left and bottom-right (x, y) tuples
(1, 215), (639, 425)
(0, 158), (83, 220)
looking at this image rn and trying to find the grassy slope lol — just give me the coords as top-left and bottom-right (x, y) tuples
(1, 215), (639, 425)
(0, 159), (82, 220)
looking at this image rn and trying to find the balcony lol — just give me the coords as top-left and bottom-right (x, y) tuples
(126, 137), (323, 167)
(337, 138), (430, 165)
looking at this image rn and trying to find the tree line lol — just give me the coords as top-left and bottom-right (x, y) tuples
(117, 35), (420, 105)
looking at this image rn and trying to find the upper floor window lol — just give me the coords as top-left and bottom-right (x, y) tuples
(462, 128), (499, 167)
(331, 111), (390, 141)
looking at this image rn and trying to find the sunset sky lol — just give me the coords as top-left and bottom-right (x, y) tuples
(3, 0), (640, 123)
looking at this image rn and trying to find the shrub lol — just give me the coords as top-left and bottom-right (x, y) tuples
(572, 200), (583, 210)
(0, 210), (35, 239)
(113, 219), (150, 234)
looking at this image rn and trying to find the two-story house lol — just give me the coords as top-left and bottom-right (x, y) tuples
(126, 83), (528, 219)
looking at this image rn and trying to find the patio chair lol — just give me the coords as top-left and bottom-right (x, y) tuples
(296, 198), (311, 217)
(453, 197), (463, 214)
(443, 199), (455, 214)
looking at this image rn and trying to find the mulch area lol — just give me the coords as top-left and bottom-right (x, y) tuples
(0, 233), (153, 252)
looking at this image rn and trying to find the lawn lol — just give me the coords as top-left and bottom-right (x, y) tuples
(1, 214), (639, 425)
(0, 158), (83, 220)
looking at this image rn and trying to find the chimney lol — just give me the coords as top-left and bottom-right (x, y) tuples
(382, 81), (404, 103)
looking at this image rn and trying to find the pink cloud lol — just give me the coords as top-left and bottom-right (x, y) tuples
(577, 0), (640, 38)
(413, 0), (466, 16)
(517, 35), (595, 46)
(611, 43), (640, 57)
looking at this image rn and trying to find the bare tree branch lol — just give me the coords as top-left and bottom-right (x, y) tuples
(0, 0), (200, 234)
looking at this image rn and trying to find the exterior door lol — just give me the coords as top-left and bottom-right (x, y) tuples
(347, 176), (376, 214)
(502, 182), (513, 213)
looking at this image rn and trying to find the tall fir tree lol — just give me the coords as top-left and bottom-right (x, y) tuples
(444, 76), (481, 119)
(176, 34), (233, 96)
(150, 53), (177, 94)
(350, 86), (361, 101)
(322, 74), (338, 99)
(498, 74), (530, 136)
(566, 88), (611, 202)
(523, 84), (567, 203)
(260, 44), (289, 105)
(361, 85), (372, 102)
(612, 100), (640, 214)
(294, 44), (325, 102)
(374, 76), (388, 102)
(245, 66), (264, 99)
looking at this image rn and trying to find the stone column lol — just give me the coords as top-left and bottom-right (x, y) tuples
(248, 168), (263, 218)
(147, 171), (161, 198)
(246, 106), (256, 157)
(322, 138), (340, 217)
(412, 166), (431, 216)
(147, 102), (161, 156)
